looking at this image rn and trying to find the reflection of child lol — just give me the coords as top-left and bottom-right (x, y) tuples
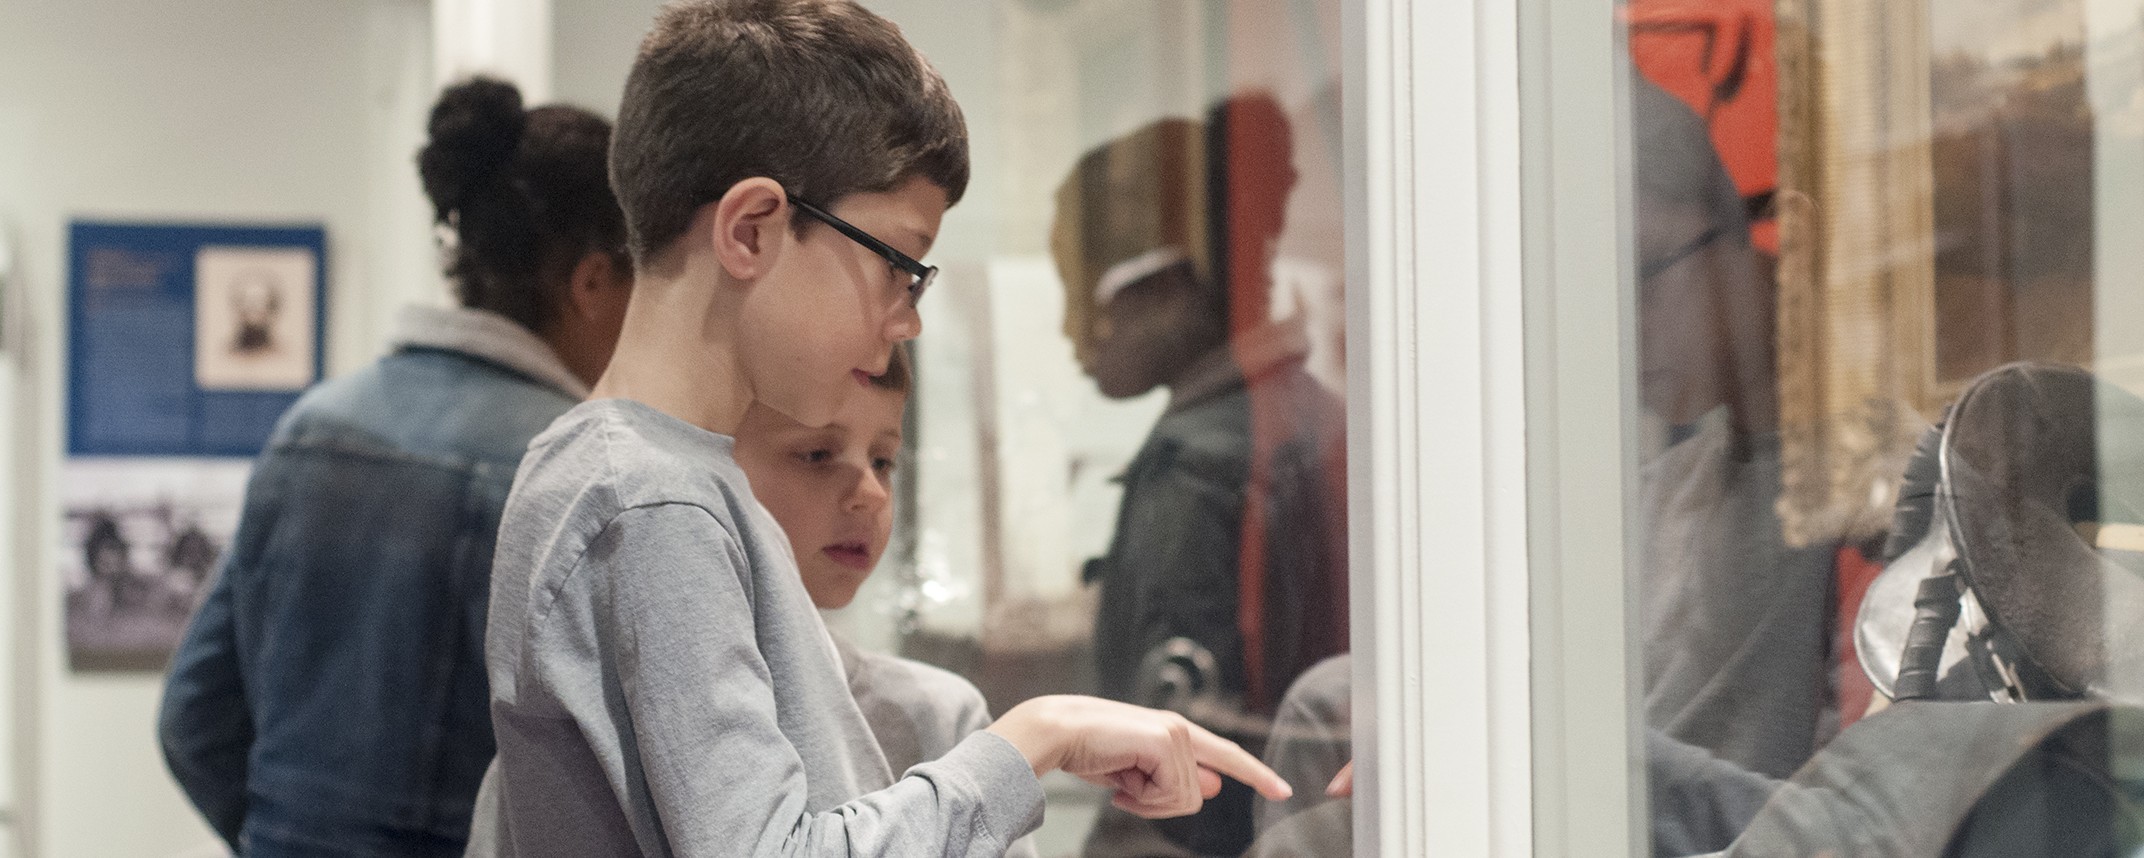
(733, 349), (1036, 858)
(1054, 95), (1346, 857)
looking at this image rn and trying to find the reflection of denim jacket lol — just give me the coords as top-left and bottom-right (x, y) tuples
(159, 306), (585, 857)
(1085, 348), (1346, 857)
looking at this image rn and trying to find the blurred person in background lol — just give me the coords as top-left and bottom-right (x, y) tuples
(157, 77), (631, 857)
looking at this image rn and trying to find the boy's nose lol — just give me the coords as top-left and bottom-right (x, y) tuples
(887, 301), (922, 341)
(846, 470), (891, 512)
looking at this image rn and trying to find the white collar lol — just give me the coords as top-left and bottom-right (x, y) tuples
(388, 305), (589, 399)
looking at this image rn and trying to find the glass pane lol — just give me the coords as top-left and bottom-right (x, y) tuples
(1625, 0), (2144, 853)
(830, 2), (1354, 855)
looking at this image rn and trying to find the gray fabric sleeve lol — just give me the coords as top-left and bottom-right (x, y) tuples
(939, 686), (1040, 858)
(1242, 800), (1353, 858)
(1646, 728), (1781, 857)
(1254, 656), (1352, 834)
(599, 504), (1044, 856)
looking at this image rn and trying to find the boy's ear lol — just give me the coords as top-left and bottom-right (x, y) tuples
(710, 177), (791, 283)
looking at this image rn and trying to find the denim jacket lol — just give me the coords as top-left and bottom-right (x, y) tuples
(159, 306), (586, 857)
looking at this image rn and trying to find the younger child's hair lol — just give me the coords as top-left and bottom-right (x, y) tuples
(610, 0), (970, 261)
(418, 77), (625, 333)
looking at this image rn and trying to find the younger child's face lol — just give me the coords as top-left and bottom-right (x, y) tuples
(734, 385), (906, 610)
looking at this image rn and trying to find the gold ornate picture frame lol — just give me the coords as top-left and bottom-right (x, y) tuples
(1771, 0), (2099, 546)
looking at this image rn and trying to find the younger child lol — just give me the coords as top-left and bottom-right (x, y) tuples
(733, 348), (1034, 858)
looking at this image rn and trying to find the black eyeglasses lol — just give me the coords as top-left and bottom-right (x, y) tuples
(787, 194), (936, 306)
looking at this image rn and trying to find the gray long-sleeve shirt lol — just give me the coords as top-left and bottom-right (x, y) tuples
(835, 637), (1039, 858)
(474, 399), (1044, 857)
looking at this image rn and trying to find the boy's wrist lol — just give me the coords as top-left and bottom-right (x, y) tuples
(986, 697), (1068, 776)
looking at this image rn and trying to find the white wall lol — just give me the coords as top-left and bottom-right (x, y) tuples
(0, 1), (435, 853)
(552, 0), (665, 116)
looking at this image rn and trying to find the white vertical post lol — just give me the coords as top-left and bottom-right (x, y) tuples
(433, 0), (554, 100)
(1521, 0), (1641, 852)
(1345, 0), (1534, 854)
(344, 0), (446, 374)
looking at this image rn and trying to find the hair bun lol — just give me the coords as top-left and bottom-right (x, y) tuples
(418, 76), (528, 223)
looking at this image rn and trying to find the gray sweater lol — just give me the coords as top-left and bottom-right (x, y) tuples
(835, 638), (1039, 858)
(474, 399), (1044, 857)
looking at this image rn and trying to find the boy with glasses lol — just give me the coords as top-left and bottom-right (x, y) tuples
(470, 2), (1288, 856)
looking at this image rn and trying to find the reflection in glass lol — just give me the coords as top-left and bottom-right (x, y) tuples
(861, 2), (1351, 854)
(1625, 0), (2144, 852)
(1050, 92), (1348, 857)
(1630, 66), (1841, 857)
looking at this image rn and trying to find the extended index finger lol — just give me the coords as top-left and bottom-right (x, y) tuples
(1185, 722), (1293, 801)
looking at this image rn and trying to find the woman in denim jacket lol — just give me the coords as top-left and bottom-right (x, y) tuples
(157, 77), (631, 857)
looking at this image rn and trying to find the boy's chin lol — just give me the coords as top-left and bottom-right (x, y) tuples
(755, 383), (849, 430)
(750, 373), (857, 429)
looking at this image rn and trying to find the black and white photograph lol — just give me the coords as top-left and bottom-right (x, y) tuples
(61, 458), (248, 671)
(193, 245), (316, 391)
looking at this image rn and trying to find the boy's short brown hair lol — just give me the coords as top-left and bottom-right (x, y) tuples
(612, 0), (970, 261)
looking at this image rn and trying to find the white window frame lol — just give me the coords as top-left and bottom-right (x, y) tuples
(1346, 0), (1636, 854)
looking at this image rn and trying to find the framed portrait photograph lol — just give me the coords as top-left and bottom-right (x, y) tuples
(194, 245), (319, 392)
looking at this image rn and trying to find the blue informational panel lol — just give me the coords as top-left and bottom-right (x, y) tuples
(67, 220), (327, 457)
